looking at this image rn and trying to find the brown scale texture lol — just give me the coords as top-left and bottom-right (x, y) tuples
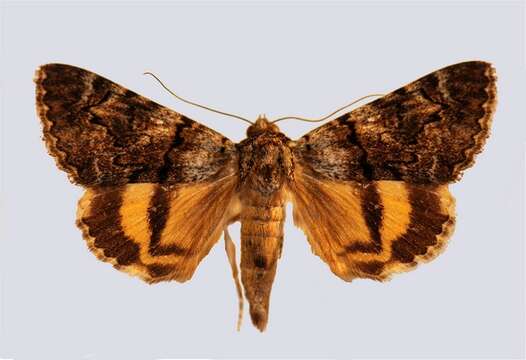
(81, 187), (140, 266)
(36, 63), (236, 186)
(293, 61), (496, 184)
(240, 190), (285, 332)
(236, 119), (293, 331)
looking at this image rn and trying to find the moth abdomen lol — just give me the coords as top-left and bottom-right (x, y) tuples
(240, 197), (285, 331)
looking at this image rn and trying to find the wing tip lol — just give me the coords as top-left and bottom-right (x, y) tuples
(35, 64), (84, 186)
(450, 61), (497, 183)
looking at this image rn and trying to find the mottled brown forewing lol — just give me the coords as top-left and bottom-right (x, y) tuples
(35, 63), (236, 186)
(293, 61), (496, 183)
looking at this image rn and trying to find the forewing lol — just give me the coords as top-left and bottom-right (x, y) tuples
(35, 63), (236, 186)
(77, 175), (240, 283)
(293, 61), (497, 184)
(290, 169), (455, 281)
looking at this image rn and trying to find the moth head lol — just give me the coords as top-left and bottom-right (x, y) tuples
(246, 115), (280, 137)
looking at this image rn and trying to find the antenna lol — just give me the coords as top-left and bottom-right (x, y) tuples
(144, 72), (254, 125)
(271, 93), (385, 124)
(145, 71), (384, 127)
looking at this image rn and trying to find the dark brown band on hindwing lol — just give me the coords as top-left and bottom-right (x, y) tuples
(79, 185), (184, 279)
(79, 188), (170, 278)
(148, 185), (186, 256)
(350, 183), (452, 278)
(356, 260), (385, 276)
(85, 185), (187, 266)
(78, 178), (239, 284)
(346, 183), (383, 254)
(147, 263), (177, 278)
(81, 188), (140, 266)
(389, 186), (448, 264)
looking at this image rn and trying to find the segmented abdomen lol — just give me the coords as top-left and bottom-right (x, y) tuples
(240, 193), (285, 331)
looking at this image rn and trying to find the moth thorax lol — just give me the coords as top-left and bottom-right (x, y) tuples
(246, 115), (280, 137)
(238, 133), (293, 196)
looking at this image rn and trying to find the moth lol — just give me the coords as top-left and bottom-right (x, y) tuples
(35, 61), (496, 331)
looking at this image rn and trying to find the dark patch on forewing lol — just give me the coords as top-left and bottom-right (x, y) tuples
(147, 185), (186, 256)
(157, 116), (193, 182)
(82, 188), (140, 266)
(346, 119), (374, 180)
(390, 186), (448, 263)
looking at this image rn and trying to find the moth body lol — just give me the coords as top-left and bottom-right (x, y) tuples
(237, 116), (292, 330)
(239, 189), (285, 331)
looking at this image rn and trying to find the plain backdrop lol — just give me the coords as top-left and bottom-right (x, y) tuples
(1, 1), (525, 359)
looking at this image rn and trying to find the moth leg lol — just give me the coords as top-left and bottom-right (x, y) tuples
(224, 228), (244, 331)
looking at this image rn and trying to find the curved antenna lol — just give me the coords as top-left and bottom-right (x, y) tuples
(271, 93), (385, 124)
(144, 72), (254, 125)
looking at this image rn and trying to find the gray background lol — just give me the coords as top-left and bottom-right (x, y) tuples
(1, 1), (524, 359)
